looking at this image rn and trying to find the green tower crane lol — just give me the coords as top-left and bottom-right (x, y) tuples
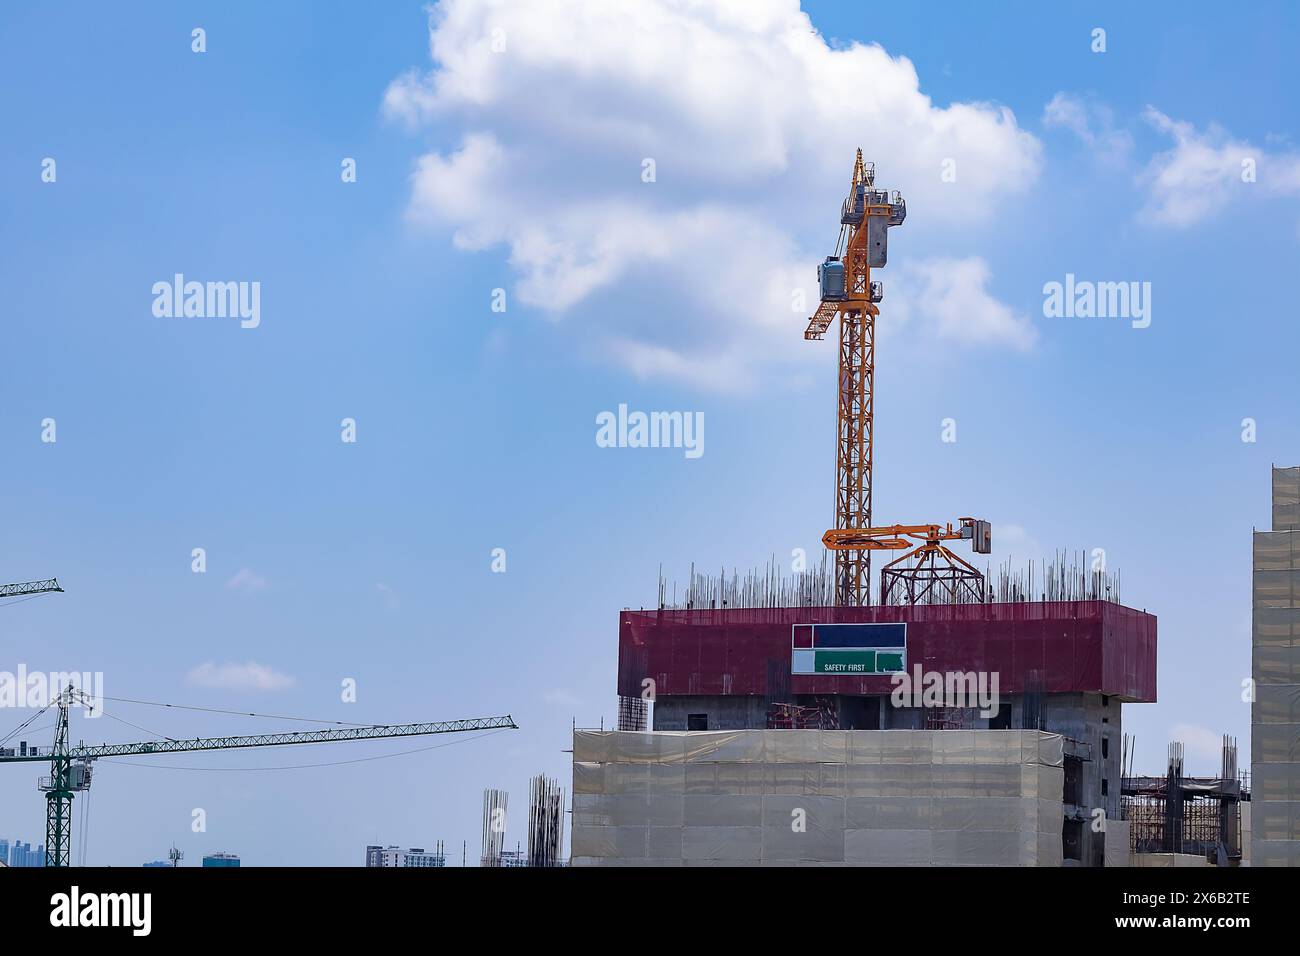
(0, 577), (64, 599)
(0, 685), (517, 866)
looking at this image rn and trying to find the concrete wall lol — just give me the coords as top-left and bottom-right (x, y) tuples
(1039, 693), (1120, 866)
(652, 695), (771, 731)
(572, 729), (1065, 866)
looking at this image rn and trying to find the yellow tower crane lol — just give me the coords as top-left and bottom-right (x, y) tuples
(804, 152), (990, 606)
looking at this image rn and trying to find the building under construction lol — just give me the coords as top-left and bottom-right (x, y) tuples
(1121, 738), (1246, 866)
(572, 152), (1162, 867)
(577, 576), (1155, 867)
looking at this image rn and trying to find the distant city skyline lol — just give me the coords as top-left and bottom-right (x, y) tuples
(0, 837), (46, 868)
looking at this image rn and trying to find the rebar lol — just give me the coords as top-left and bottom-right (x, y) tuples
(527, 775), (565, 868)
(655, 550), (1122, 610)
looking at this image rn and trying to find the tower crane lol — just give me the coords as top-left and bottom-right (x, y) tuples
(803, 152), (991, 605)
(0, 684), (518, 867)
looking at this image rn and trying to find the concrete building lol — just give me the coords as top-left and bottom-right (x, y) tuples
(596, 599), (1157, 866)
(1252, 465), (1300, 866)
(365, 844), (447, 867)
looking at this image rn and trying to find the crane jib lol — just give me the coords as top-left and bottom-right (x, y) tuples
(0, 716), (518, 763)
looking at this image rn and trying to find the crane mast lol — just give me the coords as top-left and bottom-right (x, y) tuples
(805, 153), (992, 606)
(805, 151), (906, 606)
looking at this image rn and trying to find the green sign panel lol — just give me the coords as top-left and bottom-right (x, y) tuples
(811, 650), (904, 674)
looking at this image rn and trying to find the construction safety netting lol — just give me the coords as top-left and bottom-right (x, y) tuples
(572, 729), (1064, 866)
(1252, 474), (1300, 867)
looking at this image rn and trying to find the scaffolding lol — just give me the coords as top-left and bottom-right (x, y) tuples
(765, 700), (838, 729)
(1121, 736), (1246, 864)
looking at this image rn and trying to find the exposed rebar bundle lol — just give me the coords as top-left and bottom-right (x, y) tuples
(617, 695), (648, 732)
(527, 775), (565, 868)
(656, 554), (836, 611)
(480, 788), (507, 868)
(655, 550), (1121, 610)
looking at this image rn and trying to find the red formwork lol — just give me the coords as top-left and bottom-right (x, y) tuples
(617, 601), (1156, 702)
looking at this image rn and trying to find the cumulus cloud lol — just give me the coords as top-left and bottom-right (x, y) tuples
(1170, 722), (1227, 772)
(186, 661), (295, 692)
(385, 0), (1041, 388)
(1139, 107), (1300, 227)
(888, 257), (1036, 351)
(1042, 92), (1132, 165)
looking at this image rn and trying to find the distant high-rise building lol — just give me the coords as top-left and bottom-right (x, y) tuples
(401, 845), (446, 867)
(201, 852), (240, 868)
(6, 840), (44, 867)
(0, 839), (9, 866)
(1253, 465), (1300, 866)
(365, 843), (446, 867)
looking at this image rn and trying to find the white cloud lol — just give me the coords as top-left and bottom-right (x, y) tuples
(225, 568), (268, 593)
(386, 0), (1041, 388)
(376, 582), (399, 610)
(888, 257), (1036, 351)
(1139, 107), (1300, 227)
(186, 661), (295, 692)
(1169, 722), (1227, 773)
(1042, 92), (1132, 165)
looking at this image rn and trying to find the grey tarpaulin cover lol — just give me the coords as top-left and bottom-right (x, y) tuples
(1252, 470), (1300, 867)
(572, 729), (1064, 866)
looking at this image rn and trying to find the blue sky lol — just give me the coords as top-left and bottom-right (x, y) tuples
(1, 0), (1297, 865)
